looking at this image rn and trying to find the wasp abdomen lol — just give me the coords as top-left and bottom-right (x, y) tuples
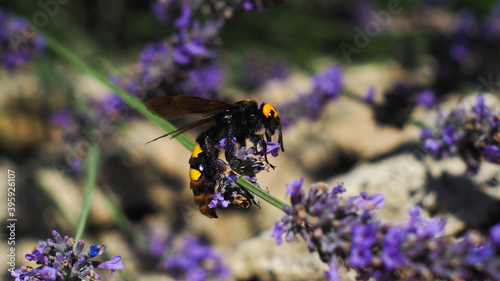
(189, 144), (218, 219)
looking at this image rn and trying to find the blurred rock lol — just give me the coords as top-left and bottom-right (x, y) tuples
(139, 274), (175, 281)
(329, 153), (500, 235)
(231, 230), (356, 281)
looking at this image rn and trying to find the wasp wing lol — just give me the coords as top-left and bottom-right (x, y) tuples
(145, 96), (235, 120)
(145, 114), (219, 144)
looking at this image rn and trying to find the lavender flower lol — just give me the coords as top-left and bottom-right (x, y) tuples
(362, 86), (376, 105)
(312, 65), (343, 99)
(236, 51), (289, 90)
(50, 100), (119, 172)
(109, 19), (224, 102)
(241, 0), (265, 12)
(273, 179), (500, 281)
(0, 8), (46, 70)
(421, 95), (500, 175)
(368, 82), (434, 129)
(163, 236), (231, 281)
(279, 64), (343, 128)
(415, 89), (436, 109)
(11, 230), (124, 281)
(152, 0), (195, 28)
(184, 63), (225, 99)
(212, 138), (280, 210)
(132, 219), (231, 281)
(428, 7), (500, 94)
(209, 192), (231, 208)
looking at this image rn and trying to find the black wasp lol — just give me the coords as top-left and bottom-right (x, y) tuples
(145, 96), (284, 218)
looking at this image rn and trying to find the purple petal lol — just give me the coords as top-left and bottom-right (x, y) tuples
(97, 256), (124, 278)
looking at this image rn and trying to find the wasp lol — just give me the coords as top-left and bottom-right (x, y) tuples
(145, 96), (284, 218)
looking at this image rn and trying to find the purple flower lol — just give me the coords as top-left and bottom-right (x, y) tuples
(0, 9), (46, 70)
(151, 0), (193, 28)
(423, 138), (442, 157)
(450, 38), (469, 62)
(272, 221), (285, 245)
(441, 125), (456, 146)
(208, 192), (231, 208)
(273, 180), (500, 280)
(174, 40), (209, 65)
(163, 236), (230, 281)
(265, 142), (281, 157)
(415, 89), (436, 108)
(483, 145), (500, 163)
(50, 109), (72, 129)
(362, 86), (376, 104)
(349, 246), (372, 267)
(473, 95), (490, 120)
(286, 177), (305, 203)
(324, 257), (342, 281)
(25, 246), (47, 263)
(359, 191), (385, 210)
(490, 115), (500, 128)
(352, 224), (377, 247)
(241, 0), (266, 11)
(467, 245), (493, 265)
(97, 256), (125, 278)
(368, 82), (419, 129)
(490, 224), (500, 245)
(185, 63), (225, 99)
(422, 95), (500, 174)
(312, 64), (343, 99)
(101, 93), (127, 117)
(212, 137), (282, 211)
(12, 230), (123, 281)
(238, 52), (290, 90)
(89, 245), (106, 258)
(381, 229), (407, 269)
(38, 266), (57, 281)
(279, 64), (343, 128)
(331, 182), (345, 195)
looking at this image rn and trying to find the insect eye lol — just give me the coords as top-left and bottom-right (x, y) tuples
(262, 103), (278, 119)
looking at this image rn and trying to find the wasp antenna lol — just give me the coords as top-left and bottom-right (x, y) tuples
(145, 133), (170, 145)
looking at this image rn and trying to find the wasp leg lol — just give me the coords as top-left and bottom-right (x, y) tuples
(248, 134), (275, 169)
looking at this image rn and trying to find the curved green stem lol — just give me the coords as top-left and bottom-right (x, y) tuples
(74, 143), (99, 244)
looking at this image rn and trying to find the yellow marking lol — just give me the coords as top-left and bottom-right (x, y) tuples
(191, 144), (203, 158)
(262, 103), (278, 118)
(190, 168), (202, 181)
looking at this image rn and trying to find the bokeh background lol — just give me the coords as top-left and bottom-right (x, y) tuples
(2, 0), (500, 280)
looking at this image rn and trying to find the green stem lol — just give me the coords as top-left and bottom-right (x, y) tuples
(74, 143), (99, 244)
(236, 177), (286, 210)
(102, 195), (132, 231)
(343, 88), (365, 103)
(47, 35), (289, 214)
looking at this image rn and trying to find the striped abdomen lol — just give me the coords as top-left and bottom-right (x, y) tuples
(189, 144), (218, 218)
